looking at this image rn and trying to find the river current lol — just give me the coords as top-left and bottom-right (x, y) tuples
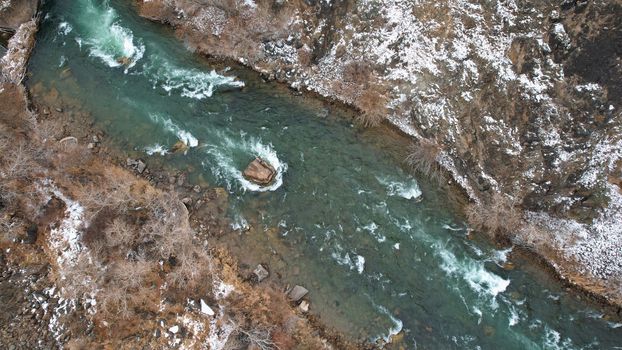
(26, 0), (622, 348)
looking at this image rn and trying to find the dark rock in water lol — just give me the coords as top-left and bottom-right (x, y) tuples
(171, 140), (189, 154)
(253, 264), (269, 282)
(116, 56), (132, 66)
(243, 157), (276, 185)
(287, 285), (308, 302)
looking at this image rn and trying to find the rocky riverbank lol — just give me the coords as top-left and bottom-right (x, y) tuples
(135, 0), (622, 308)
(0, 1), (369, 348)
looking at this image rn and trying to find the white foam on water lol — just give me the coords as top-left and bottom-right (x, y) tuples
(492, 247), (512, 266)
(371, 302), (404, 344)
(436, 243), (510, 306)
(202, 133), (287, 192)
(543, 326), (575, 350)
(80, 0), (145, 72)
(144, 143), (169, 156)
(376, 175), (422, 200)
(148, 113), (199, 148)
(360, 221), (387, 243)
(58, 22), (72, 36)
(473, 306), (483, 324)
(509, 306), (520, 326)
(330, 250), (365, 274)
(355, 255), (366, 274)
(147, 58), (245, 100)
(230, 213), (249, 231)
(608, 322), (622, 329)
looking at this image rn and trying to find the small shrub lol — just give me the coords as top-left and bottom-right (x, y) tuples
(466, 193), (522, 240)
(231, 322), (279, 350)
(342, 60), (374, 85)
(355, 88), (388, 127)
(406, 138), (443, 181)
(104, 218), (135, 249)
(0, 141), (35, 179)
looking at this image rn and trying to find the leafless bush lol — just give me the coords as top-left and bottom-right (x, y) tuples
(406, 138), (443, 181)
(0, 141), (36, 179)
(466, 193), (523, 240)
(231, 322), (279, 350)
(104, 218), (135, 250)
(166, 243), (210, 290)
(36, 118), (64, 143)
(98, 284), (132, 319)
(355, 89), (388, 127)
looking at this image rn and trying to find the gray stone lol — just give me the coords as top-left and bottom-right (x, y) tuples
(287, 285), (308, 302)
(299, 300), (310, 313)
(136, 160), (147, 174)
(193, 185), (201, 193)
(181, 197), (192, 206)
(253, 264), (269, 282)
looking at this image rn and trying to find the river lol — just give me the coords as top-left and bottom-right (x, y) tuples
(26, 0), (622, 348)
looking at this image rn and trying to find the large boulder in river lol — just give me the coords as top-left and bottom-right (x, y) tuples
(243, 157), (276, 185)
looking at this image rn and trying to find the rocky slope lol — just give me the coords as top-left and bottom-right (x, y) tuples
(136, 0), (622, 305)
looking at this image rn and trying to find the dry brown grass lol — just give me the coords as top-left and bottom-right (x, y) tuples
(354, 88), (388, 127)
(406, 138), (443, 182)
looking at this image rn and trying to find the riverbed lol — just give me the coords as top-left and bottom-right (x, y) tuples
(26, 0), (622, 348)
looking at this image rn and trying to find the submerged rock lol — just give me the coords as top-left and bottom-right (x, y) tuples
(243, 157), (276, 185)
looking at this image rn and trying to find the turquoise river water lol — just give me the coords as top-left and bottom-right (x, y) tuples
(26, 0), (622, 348)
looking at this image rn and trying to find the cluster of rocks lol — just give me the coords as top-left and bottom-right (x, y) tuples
(252, 263), (311, 313)
(126, 157), (147, 174)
